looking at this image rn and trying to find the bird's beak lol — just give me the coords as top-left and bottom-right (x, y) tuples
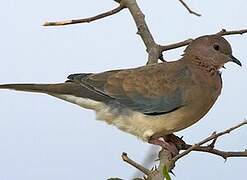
(230, 55), (242, 66)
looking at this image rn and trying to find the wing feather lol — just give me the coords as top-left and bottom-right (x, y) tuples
(68, 62), (191, 115)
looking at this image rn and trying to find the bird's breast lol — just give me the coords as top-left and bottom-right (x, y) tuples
(176, 72), (223, 129)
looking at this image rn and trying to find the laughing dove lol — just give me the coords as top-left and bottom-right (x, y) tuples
(0, 35), (241, 148)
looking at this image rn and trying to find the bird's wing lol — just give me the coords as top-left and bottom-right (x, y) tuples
(68, 62), (191, 115)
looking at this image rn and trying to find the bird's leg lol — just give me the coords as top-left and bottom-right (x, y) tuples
(164, 134), (186, 155)
(148, 135), (179, 156)
(163, 134), (186, 150)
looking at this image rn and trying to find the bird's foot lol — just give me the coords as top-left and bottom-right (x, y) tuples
(163, 134), (186, 150)
(148, 137), (179, 157)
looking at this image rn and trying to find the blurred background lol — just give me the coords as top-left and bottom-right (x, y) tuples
(0, 0), (246, 179)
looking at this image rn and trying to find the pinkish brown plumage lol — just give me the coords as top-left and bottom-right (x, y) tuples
(0, 35), (241, 150)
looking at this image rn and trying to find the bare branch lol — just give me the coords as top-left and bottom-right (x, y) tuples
(159, 38), (193, 51)
(43, 0), (160, 64)
(178, 0), (201, 16)
(173, 120), (247, 162)
(121, 0), (160, 64)
(43, 5), (124, 26)
(217, 28), (247, 36)
(122, 152), (151, 175)
(122, 152), (168, 180)
(182, 144), (247, 160)
(158, 28), (247, 54)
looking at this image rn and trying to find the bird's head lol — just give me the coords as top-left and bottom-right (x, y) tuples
(184, 35), (242, 69)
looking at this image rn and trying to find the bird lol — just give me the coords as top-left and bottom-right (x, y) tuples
(0, 35), (242, 152)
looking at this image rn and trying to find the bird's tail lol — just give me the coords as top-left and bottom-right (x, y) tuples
(0, 82), (110, 103)
(0, 83), (70, 94)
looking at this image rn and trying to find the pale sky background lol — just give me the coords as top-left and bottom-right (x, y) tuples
(0, 0), (246, 180)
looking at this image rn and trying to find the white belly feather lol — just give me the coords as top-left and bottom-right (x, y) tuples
(51, 94), (189, 141)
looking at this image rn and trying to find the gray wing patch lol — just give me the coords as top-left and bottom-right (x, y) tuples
(116, 88), (185, 115)
(66, 73), (115, 102)
(67, 73), (185, 115)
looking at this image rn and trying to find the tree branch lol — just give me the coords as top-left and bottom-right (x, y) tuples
(217, 28), (247, 36)
(173, 120), (247, 162)
(43, 5), (124, 26)
(42, 1), (247, 65)
(122, 152), (151, 175)
(182, 144), (247, 160)
(158, 28), (247, 54)
(177, 0), (201, 16)
(43, 0), (161, 64)
(159, 38), (193, 51)
(122, 151), (172, 180)
(120, 0), (160, 65)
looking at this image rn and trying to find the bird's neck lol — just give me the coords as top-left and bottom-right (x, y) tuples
(184, 55), (223, 98)
(185, 55), (220, 76)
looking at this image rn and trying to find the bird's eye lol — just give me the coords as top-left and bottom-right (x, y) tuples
(213, 44), (220, 51)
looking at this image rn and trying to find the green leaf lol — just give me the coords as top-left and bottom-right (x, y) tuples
(163, 166), (172, 180)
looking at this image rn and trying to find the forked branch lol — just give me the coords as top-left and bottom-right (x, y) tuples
(173, 120), (247, 162)
(42, 1), (247, 65)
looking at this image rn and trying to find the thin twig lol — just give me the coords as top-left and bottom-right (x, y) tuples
(159, 28), (247, 53)
(173, 120), (247, 162)
(178, 0), (201, 16)
(43, 5), (124, 26)
(122, 152), (151, 175)
(182, 144), (247, 160)
(217, 28), (247, 36)
(159, 38), (193, 52)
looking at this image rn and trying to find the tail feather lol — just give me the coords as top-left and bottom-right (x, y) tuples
(1, 83), (55, 93)
(0, 83), (73, 94)
(0, 82), (111, 102)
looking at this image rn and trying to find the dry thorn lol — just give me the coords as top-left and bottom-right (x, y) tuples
(170, 170), (176, 176)
(43, 5), (124, 26)
(178, 0), (201, 16)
